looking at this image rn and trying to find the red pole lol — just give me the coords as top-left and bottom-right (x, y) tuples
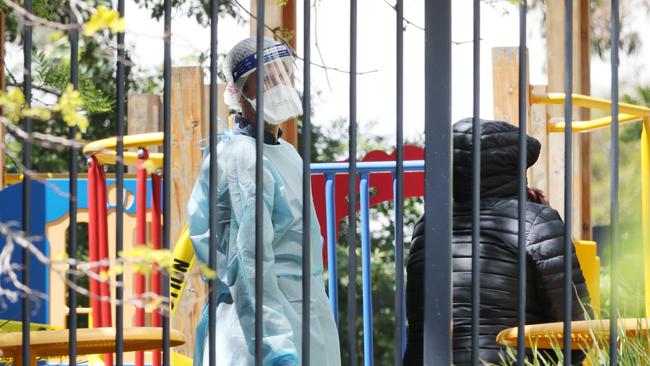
(87, 157), (102, 329)
(135, 149), (149, 366)
(96, 163), (113, 365)
(151, 171), (162, 366)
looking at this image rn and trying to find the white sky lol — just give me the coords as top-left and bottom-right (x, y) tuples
(123, 0), (548, 143)
(7, 0), (650, 143)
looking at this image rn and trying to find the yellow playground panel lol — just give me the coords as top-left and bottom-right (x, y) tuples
(495, 92), (650, 353)
(532, 92), (650, 316)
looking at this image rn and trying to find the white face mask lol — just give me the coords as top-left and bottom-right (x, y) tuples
(246, 85), (303, 125)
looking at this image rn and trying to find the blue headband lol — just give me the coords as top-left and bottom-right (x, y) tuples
(231, 43), (293, 84)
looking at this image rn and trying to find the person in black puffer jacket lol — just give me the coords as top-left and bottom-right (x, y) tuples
(403, 119), (591, 365)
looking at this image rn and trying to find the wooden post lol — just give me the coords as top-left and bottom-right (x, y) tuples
(529, 85), (549, 195)
(0, 12), (5, 188)
(546, 0), (590, 239)
(492, 47), (547, 187)
(249, 0), (298, 148)
(202, 83), (229, 139)
(127, 94), (162, 173)
(170, 67), (205, 357)
(492, 47), (529, 127)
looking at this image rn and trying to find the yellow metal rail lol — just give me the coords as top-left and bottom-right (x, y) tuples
(532, 92), (650, 118)
(532, 93), (650, 316)
(82, 132), (164, 168)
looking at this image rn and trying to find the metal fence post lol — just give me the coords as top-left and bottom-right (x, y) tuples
(423, 1), (453, 365)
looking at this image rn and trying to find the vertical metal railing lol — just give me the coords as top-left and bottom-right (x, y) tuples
(359, 172), (373, 366)
(302, 0), (313, 363)
(423, 1), (453, 365)
(563, 0), (574, 364)
(208, 1), (219, 366)
(348, 0), (359, 365)
(609, 0), (620, 364)
(7, 1), (634, 365)
(326, 175), (339, 325)
(394, 0), (405, 364)
(254, 2), (265, 365)
(470, 0), (481, 365)
(68, 3), (80, 365)
(115, 0), (126, 364)
(21, 0), (33, 362)
(162, 0), (172, 364)
(516, 2), (528, 365)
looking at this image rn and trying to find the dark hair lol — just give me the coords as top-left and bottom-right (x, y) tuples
(527, 187), (548, 206)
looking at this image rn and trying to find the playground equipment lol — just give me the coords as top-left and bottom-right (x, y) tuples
(0, 327), (184, 366)
(79, 124), (615, 363)
(2, 89), (645, 365)
(81, 131), (430, 365)
(496, 91), (650, 348)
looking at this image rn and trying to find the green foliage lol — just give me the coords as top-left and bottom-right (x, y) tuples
(1, 0), (231, 173)
(131, 0), (240, 27)
(529, 0), (648, 60)
(333, 198), (423, 366)
(619, 86), (650, 142)
(33, 51), (113, 114)
(590, 85), (650, 317)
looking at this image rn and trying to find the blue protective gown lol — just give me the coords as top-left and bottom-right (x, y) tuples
(187, 130), (341, 366)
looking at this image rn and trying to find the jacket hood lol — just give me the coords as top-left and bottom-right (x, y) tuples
(453, 118), (541, 202)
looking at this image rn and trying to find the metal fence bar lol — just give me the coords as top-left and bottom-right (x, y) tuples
(516, 2), (527, 365)
(68, 4), (79, 364)
(115, 0), (126, 364)
(302, 0), (312, 363)
(348, 0), (358, 365)
(360, 173), (373, 366)
(254, 2), (265, 364)
(208, 1), (219, 365)
(471, 0), (481, 364)
(162, 0), (172, 363)
(423, 1), (453, 364)
(313, 161), (424, 174)
(563, 0), (574, 363)
(21, 0), (32, 361)
(392, 178), (407, 357)
(325, 174), (339, 326)
(394, 0), (405, 364)
(609, 0), (620, 364)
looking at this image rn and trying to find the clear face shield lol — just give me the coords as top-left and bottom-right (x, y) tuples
(231, 43), (303, 125)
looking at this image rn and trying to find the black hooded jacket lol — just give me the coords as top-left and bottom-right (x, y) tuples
(403, 119), (591, 365)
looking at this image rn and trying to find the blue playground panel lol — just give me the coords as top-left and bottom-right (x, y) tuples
(0, 178), (154, 326)
(0, 181), (49, 324)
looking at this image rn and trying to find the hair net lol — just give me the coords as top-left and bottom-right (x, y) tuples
(223, 37), (296, 110)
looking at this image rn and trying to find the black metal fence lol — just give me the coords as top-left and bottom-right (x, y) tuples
(12, 0), (625, 365)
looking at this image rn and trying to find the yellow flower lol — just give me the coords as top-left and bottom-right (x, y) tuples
(48, 31), (65, 43)
(99, 270), (110, 280)
(141, 159), (158, 174)
(83, 5), (125, 37)
(22, 107), (52, 121)
(53, 84), (88, 132)
(0, 88), (53, 122)
(52, 251), (69, 261)
(0, 88), (26, 123)
(120, 246), (173, 274)
(198, 262), (218, 280)
(98, 265), (123, 280)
